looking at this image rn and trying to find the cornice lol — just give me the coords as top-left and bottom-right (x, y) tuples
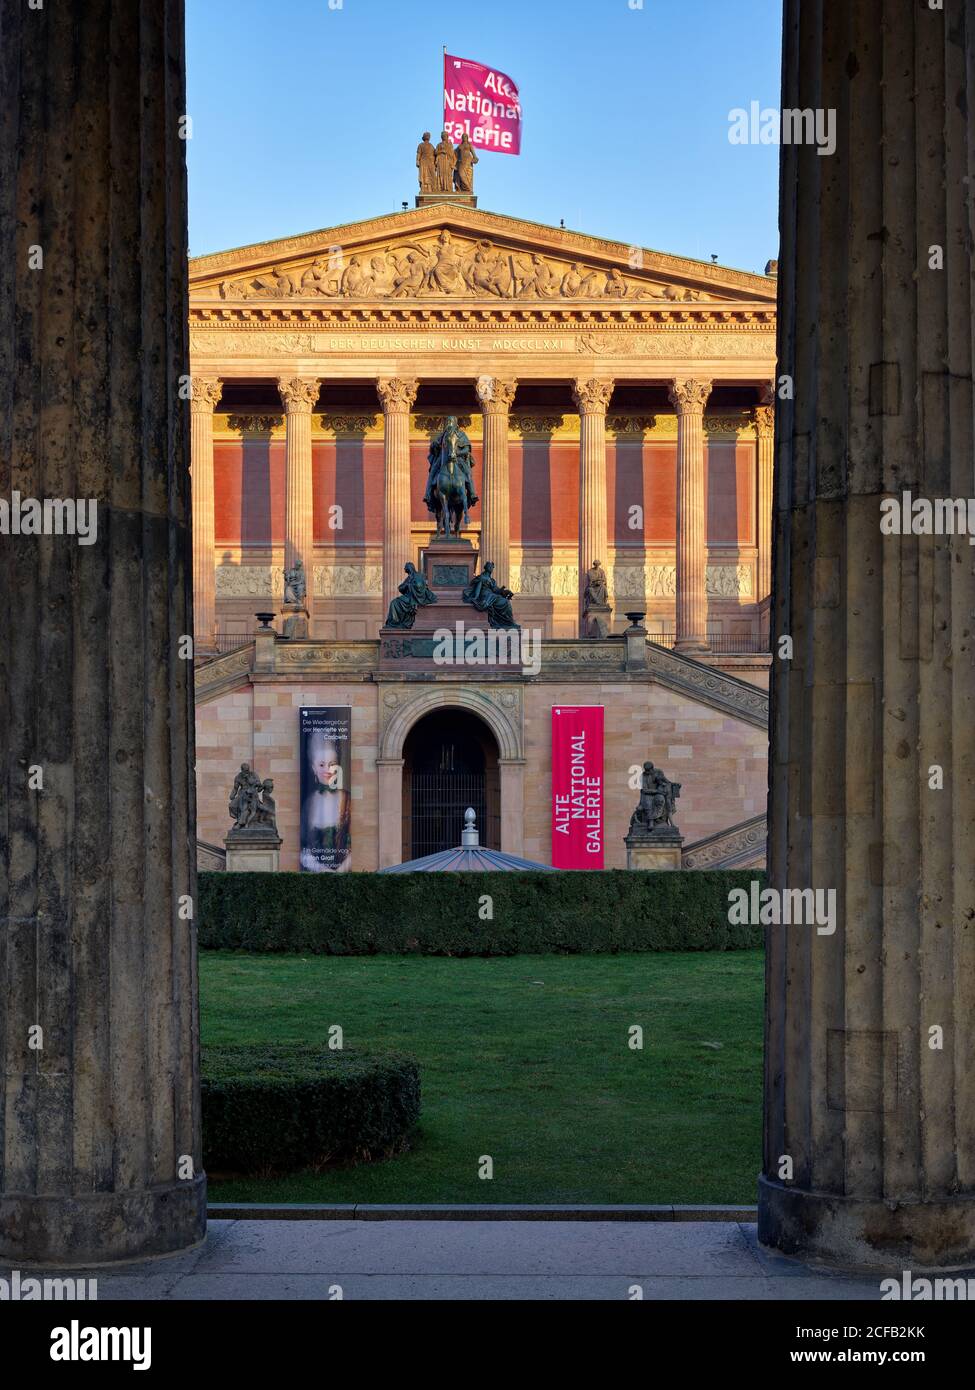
(189, 304), (776, 329)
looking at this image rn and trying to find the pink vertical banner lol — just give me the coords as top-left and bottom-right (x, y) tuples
(443, 54), (522, 154)
(551, 706), (604, 869)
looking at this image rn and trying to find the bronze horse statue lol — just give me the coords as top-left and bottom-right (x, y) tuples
(430, 431), (468, 537)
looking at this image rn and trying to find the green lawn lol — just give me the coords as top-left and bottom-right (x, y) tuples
(200, 950), (764, 1205)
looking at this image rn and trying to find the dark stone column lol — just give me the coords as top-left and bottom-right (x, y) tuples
(0, 0), (205, 1262)
(761, 0), (975, 1268)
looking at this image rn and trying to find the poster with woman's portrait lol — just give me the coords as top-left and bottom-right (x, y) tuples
(299, 707), (352, 872)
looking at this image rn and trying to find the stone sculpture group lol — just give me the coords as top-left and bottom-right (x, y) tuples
(219, 229), (708, 304)
(228, 762), (278, 834)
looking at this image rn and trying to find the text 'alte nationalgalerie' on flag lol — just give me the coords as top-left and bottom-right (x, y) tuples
(443, 53), (521, 154)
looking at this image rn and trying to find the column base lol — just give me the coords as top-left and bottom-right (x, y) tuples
(758, 1174), (975, 1272)
(674, 638), (710, 655)
(0, 1174), (207, 1267)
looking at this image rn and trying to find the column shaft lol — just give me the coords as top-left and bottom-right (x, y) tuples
(670, 379), (712, 652)
(754, 389), (775, 603)
(278, 377), (319, 596)
(190, 379), (222, 652)
(761, 0), (975, 1269)
(573, 378), (614, 635)
(476, 375), (517, 586)
(0, 0), (205, 1262)
(378, 378), (419, 613)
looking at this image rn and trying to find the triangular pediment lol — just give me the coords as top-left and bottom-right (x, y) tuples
(189, 204), (776, 307)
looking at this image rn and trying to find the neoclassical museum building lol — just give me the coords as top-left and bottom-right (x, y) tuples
(190, 193), (777, 871)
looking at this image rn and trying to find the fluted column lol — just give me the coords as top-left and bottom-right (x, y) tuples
(476, 374), (517, 585)
(761, 0), (975, 1269)
(0, 0), (205, 1262)
(378, 377), (419, 612)
(669, 378), (712, 652)
(754, 385), (775, 603)
(277, 376), (319, 602)
(190, 377), (222, 652)
(572, 378), (614, 635)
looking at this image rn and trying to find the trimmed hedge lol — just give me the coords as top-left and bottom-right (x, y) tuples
(198, 869), (765, 955)
(202, 1045), (421, 1175)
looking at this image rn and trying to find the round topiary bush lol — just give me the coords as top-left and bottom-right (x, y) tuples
(201, 1045), (421, 1176)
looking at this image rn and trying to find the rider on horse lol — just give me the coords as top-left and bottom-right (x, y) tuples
(424, 416), (478, 526)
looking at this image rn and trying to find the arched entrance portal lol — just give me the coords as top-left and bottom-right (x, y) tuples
(402, 709), (500, 860)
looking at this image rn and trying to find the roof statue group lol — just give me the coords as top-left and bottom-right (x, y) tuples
(417, 130), (478, 195)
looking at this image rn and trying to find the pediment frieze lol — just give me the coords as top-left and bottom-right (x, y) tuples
(189, 210), (776, 308)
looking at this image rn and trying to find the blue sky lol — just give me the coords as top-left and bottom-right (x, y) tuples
(186, 0), (781, 273)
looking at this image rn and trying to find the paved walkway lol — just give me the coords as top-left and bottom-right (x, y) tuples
(4, 1221), (893, 1300)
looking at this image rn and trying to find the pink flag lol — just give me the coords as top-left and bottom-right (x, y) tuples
(443, 53), (521, 155)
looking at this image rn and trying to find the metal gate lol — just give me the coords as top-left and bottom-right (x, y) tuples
(411, 770), (486, 859)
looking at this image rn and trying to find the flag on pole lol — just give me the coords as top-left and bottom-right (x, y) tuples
(443, 54), (521, 155)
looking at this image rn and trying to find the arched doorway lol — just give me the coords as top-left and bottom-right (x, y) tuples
(402, 709), (500, 860)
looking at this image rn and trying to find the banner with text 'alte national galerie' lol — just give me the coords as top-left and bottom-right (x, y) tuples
(443, 54), (521, 154)
(551, 706), (604, 869)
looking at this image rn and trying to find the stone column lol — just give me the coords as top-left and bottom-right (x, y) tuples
(669, 378), (712, 653)
(753, 384), (775, 604)
(476, 374), (517, 586)
(0, 1), (205, 1262)
(572, 378), (614, 635)
(190, 378), (222, 653)
(277, 376), (320, 602)
(761, 0), (975, 1270)
(377, 378), (419, 613)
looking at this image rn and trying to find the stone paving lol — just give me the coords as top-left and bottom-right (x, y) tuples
(1, 1221), (897, 1300)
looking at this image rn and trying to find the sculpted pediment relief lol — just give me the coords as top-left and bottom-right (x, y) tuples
(191, 214), (774, 308)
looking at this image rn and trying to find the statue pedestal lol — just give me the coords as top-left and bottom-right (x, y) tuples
(624, 830), (684, 871)
(380, 537), (523, 675)
(280, 604), (310, 640)
(584, 603), (612, 638)
(225, 828), (282, 872)
(415, 192), (477, 209)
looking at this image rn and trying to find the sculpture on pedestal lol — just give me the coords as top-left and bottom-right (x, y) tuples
(454, 133), (478, 193)
(582, 558), (612, 637)
(229, 762), (278, 834)
(628, 761), (681, 836)
(424, 414), (477, 536)
(463, 562), (517, 629)
(434, 131), (456, 192)
(384, 562), (438, 629)
(416, 132), (437, 192)
(283, 558), (307, 606)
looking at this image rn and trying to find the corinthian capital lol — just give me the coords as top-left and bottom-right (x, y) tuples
(190, 377), (222, 413)
(572, 377), (614, 415)
(668, 378), (713, 414)
(376, 377), (419, 413)
(476, 375), (518, 414)
(277, 376), (320, 412)
(753, 405), (775, 439)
